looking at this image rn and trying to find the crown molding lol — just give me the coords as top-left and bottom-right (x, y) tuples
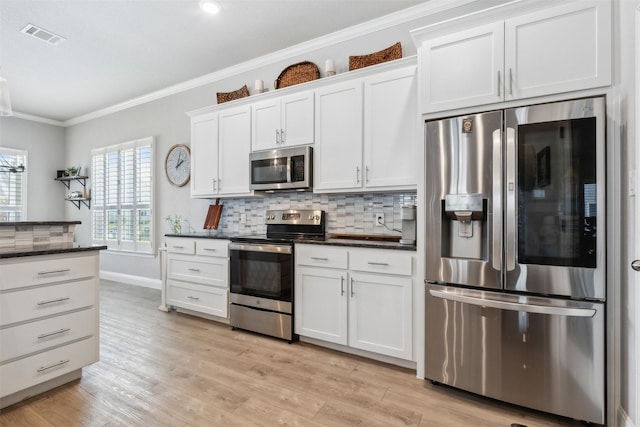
(7, 111), (65, 127)
(37, 0), (477, 127)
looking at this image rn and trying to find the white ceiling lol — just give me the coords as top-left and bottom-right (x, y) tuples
(0, 0), (425, 123)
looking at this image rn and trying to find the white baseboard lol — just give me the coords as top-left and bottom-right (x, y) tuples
(618, 406), (636, 427)
(100, 271), (161, 290)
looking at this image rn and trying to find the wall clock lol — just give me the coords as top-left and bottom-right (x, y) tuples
(165, 144), (191, 187)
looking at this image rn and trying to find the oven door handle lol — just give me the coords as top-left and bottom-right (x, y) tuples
(229, 243), (292, 254)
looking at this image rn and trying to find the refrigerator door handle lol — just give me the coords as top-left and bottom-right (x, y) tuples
(429, 289), (596, 318)
(505, 126), (517, 271)
(492, 128), (502, 271)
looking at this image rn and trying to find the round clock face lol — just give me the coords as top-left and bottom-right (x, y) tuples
(165, 144), (191, 187)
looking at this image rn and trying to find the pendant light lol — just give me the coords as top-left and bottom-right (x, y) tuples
(0, 68), (12, 117)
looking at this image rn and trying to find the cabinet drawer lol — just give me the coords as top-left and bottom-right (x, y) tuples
(349, 249), (413, 276)
(167, 281), (228, 318)
(0, 308), (97, 363)
(167, 254), (228, 287)
(295, 245), (348, 269)
(0, 279), (97, 326)
(0, 336), (98, 398)
(196, 239), (228, 257)
(0, 253), (97, 291)
(166, 238), (195, 254)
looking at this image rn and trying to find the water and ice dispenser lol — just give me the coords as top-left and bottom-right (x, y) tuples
(442, 194), (486, 260)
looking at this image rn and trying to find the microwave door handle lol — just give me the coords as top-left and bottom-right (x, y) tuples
(429, 289), (596, 318)
(492, 128), (502, 272)
(505, 127), (516, 271)
(287, 156), (292, 183)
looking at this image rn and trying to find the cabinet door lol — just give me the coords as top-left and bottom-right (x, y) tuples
(190, 112), (219, 197)
(219, 105), (253, 196)
(314, 81), (363, 192)
(505, 1), (611, 100)
(295, 266), (347, 345)
(420, 22), (504, 113)
(281, 91), (314, 147)
(251, 98), (280, 152)
(348, 273), (412, 360)
(364, 66), (418, 190)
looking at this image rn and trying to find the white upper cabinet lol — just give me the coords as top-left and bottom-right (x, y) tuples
(504, 1), (611, 100)
(363, 65), (418, 190)
(315, 62), (418, 193)
(415, 1), (611, 113)
(419, 23), (504, 113)
(251, 91), (314, 151)
(218, 105), (252, 196)
(314, 80), (363, 192)
(189, 105), (252, 198)
(190, 112), (219, 198)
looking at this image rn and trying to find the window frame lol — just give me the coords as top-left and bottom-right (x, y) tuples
(0, 147), (28, 221)
(91, 137), (154, 254)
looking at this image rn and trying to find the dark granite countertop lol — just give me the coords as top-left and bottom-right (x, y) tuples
(164, 233), (231, 239)
(296, 238), (416, 251)
(0, 221), (81, 227)
(0, 245), (107, 259)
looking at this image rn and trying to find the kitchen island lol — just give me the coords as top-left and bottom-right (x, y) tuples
(0, 221), (105, 409)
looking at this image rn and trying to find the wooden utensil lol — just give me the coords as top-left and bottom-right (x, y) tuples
(204, 198), (223, 230)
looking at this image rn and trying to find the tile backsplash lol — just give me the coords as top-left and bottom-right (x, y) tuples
(192, 192), (416, 237)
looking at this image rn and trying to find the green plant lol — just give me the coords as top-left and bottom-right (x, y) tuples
(65, 166), (78, 176)
(165, 214), (182, 234)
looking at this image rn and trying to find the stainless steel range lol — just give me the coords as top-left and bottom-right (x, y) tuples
(229, 209), (325, 341)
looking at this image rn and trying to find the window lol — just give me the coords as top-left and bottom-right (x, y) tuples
(0, 147), (27, 221)
(92, 137), (154, 253)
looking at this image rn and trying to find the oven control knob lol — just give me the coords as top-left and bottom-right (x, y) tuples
(308, 214), (314, 220)
(315, 215), (320, 220)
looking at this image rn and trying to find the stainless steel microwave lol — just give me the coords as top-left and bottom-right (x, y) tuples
(249, 146), (313, 191)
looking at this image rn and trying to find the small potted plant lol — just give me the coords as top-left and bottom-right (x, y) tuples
(165, 214), (182, 234)
(64, 166), (79, 177)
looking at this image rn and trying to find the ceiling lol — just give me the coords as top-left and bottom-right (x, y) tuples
(0, 0), (425, 123)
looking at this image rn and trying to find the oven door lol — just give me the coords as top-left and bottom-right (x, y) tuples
(229, 243), (293, 305)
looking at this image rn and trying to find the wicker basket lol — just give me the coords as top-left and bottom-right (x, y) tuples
(216, 85), (250, 104)
(349, 42), (402, 71)
(275, 61), (320, 89)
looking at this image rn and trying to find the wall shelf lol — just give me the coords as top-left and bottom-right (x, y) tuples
(55, 175), (91, 210)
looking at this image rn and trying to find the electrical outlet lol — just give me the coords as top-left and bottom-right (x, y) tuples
(375, 213), (384, 227)
(240, 213), (247, 224)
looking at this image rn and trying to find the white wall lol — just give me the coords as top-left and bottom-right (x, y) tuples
(617, 1), (638, 425)
(0, 116), (66, 221)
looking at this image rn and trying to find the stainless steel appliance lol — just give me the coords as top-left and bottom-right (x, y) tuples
(249, 146), (313, 192)
(400, 205), (416, 245)
(229, 209), (325, 341)
(424, 97), (606, 424)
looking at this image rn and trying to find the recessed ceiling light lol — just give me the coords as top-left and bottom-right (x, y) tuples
(199, 0), (220, 14)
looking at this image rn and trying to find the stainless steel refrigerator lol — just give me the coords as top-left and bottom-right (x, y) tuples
(424, 96), (606, 424)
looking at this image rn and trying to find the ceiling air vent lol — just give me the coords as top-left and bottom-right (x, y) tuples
(20, 24), (66, 45)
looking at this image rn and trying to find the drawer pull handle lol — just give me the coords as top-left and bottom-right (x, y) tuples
(172, 245), (185, 249)
(37, 359), (70, 373)
(188, 268), (201, 272)
(311, 257), (329, 261)
(37, 269), (71, 276)
(187, 295), (200, 300)
(37, 297), (70, 306)
(38, 328), (71, 339)
(203, 248), (216, 252)
(368, 262), (389, 266)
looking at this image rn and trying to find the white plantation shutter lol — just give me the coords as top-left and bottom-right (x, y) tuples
(0, 148), (27, 221)
(92, 137), (154, 253)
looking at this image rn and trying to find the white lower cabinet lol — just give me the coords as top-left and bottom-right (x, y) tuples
(295, 244), (413, 361)
(164, 237), (229, 320)
(0, 251), (101, 408)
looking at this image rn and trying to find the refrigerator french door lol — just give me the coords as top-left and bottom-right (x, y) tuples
(424, 96), (606, 424)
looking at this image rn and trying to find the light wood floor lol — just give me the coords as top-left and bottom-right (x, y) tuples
(0, 280), (583, 427)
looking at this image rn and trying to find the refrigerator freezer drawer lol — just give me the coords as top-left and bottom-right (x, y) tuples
(425, 285), (605, 424)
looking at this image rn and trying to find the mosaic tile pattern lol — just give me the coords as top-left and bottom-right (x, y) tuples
(0, 225), (75, 251)
(211, 192), (417, 236)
